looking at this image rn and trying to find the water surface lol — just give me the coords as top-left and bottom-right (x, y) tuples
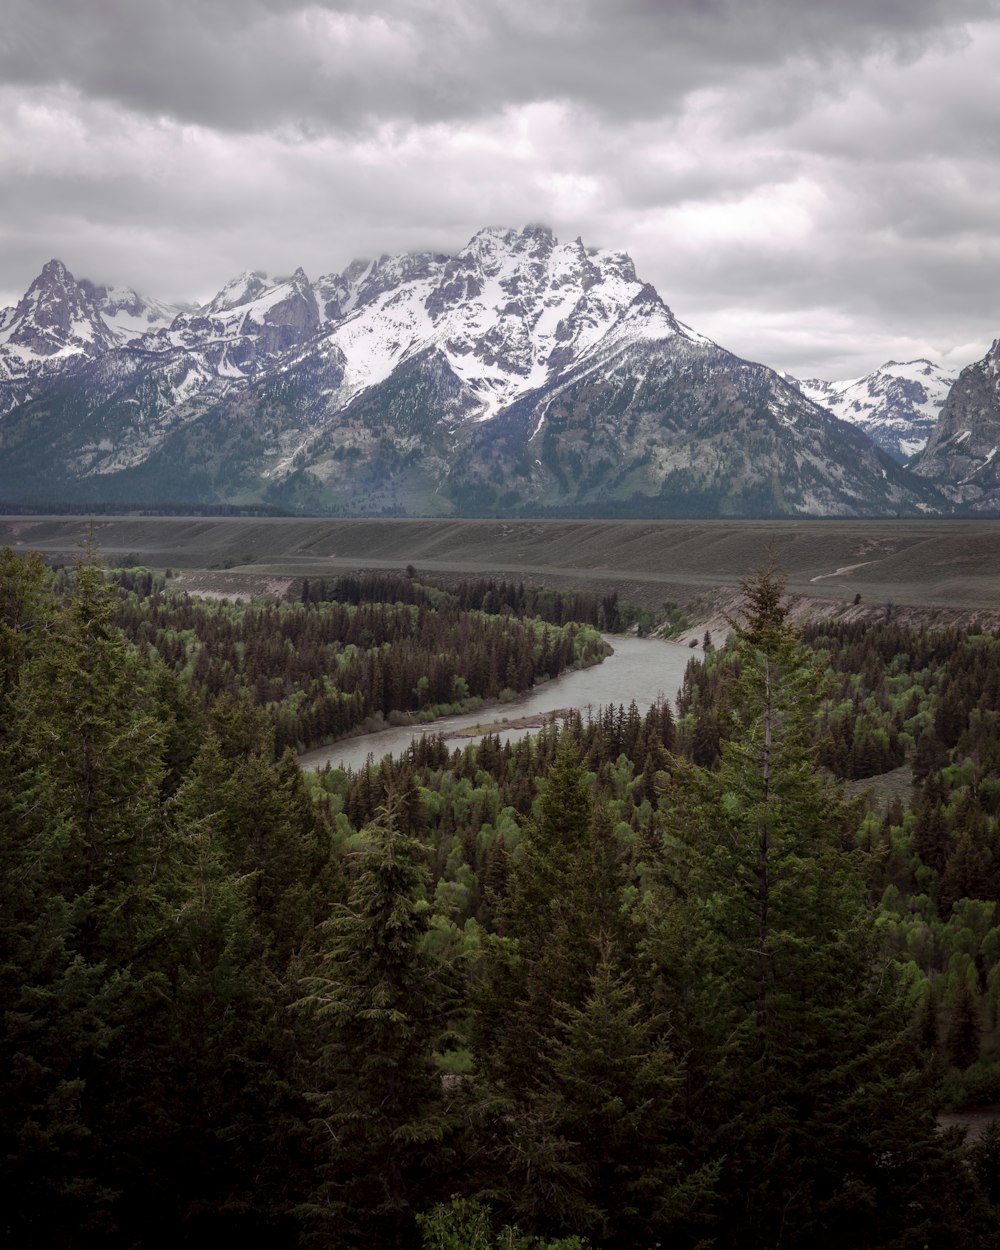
(299, 634), (696, 773)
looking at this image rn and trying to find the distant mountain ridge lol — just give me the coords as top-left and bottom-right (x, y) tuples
(0, 259), (182, 373)
(910, 338), (1000, 511)
(794, 359), (956, 462)
(0, 228), (970, 516)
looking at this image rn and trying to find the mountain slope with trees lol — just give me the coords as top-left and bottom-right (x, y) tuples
(0, 230), (954, 518)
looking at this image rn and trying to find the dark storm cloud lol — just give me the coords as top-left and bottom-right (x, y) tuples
(4, 0), (997, 133)
(2, 0), (1000, 379)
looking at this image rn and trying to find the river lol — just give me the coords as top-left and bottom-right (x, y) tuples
(298, 634), (697, 773)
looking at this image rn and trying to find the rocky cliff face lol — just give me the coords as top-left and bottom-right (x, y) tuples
(2, 259), (118, 361)
(910, 340), (1000, 510)
(0, 228), (954, 516)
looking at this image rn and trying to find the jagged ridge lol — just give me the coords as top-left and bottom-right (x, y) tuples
(0, 229), (961, 517)
(911, 339), (1000, 511)
(794, 359), (956, 463)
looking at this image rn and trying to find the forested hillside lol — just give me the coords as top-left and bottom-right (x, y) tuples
(109, 569), (612, 756)
(681, 611), (1000, 1103)
(2, 549), (999, 1249)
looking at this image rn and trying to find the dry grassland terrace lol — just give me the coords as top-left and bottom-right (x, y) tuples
(1, 515), (999, 614)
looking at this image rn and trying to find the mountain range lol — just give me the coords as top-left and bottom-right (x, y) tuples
(793, 360), (956, 462)
(0, 226), (996, 517)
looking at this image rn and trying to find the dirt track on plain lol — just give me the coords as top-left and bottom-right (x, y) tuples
(1, 515), (998, 614)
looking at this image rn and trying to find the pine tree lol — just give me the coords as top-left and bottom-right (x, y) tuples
(939, 830), (994, 917)
(472, 744), (710, 1246)
(0, 544), (48, 703)
(13, 554), (169, 958)
(297, 801), (460, 1249)
(968, 1121), (1000, 1214)
(656, 568), (980, 1250)
(476, 740), (599, 1101)
(172, 734), (338, 966)
(946, 979), (981, 1071)
(517, 944), (715, 1248)
(0, 550), (178, 1243)
(123, 818), (313, 1246)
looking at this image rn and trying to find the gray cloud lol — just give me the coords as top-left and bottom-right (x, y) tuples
(4, 0), (997, 132)
(1, 0), (999, 380)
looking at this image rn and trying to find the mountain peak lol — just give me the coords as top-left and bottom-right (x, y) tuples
(38, 257), (74, 282)
(913, 338), (1000, 507)
(0, 229), (970, 519)
(0, 257), (116, 361)
(796, 358), (956, 461)
(24, 259), (86, 306)
(205, 270), (274, 314)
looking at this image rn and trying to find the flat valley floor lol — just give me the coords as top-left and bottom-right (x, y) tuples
(1, 515), (998, 617)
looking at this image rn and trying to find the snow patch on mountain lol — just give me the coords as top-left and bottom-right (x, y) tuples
(796, 359), (955, 461)
(204, 270), (275, 314)
(0, 228), (957, 518)
(297, 226), (692, 422)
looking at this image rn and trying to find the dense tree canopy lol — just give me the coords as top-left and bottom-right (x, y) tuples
(2, 547), (999, 1248)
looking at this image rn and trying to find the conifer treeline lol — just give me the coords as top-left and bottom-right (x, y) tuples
(299, 571), (626, 632)
(3, 550), (999, 1249)
(675, 614), (1000, 1093)
(678, 616), (1000, 780)
(110, 572), (610, 756)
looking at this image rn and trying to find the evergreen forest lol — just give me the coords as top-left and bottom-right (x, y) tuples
(3, 546), (1000, 1249)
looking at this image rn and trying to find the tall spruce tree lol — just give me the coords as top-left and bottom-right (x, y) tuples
(14, 553), (169, 957)
(0, 550), (177, 1244)
(474, 740), (602, 1105)
(296, 801), (460, 1250)
(656, 568), (983, 1250)
(473, 742), (712, 1246)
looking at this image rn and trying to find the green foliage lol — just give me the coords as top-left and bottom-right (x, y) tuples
(968, 1122), (1000, 1211)
(1, 551), (179, 1242)
(5, 544), (1000, 1247)
(112, 572), (611, 756)
(472, 741), (712, 1247)
(296, 801), (461, 1249)
(15, 556), (169, 952)
(0, 544), (48, 700)
(657, 569), (980, 1250)
(417, 1197), (589, 1249)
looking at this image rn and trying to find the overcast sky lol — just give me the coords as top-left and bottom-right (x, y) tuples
(2, 0), (999, 379)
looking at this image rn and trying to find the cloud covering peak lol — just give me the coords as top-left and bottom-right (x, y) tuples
(3, 0), (1000, 378)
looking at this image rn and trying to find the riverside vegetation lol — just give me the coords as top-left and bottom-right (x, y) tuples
(2, 548), (1000, 1249)
(110, 569), (617, 756)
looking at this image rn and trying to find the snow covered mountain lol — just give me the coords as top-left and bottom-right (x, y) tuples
(0, 259), (186, 418)
(0, 228), (950, 517)
(911, 339), (1000, 511)
(794, 359), (956, 462)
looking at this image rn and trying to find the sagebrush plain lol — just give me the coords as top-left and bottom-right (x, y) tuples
(2, 515), (998, 615)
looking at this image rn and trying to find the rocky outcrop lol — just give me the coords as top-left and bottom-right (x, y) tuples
(911, 340), (1000, 510)
(0, 229), (959, 518)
